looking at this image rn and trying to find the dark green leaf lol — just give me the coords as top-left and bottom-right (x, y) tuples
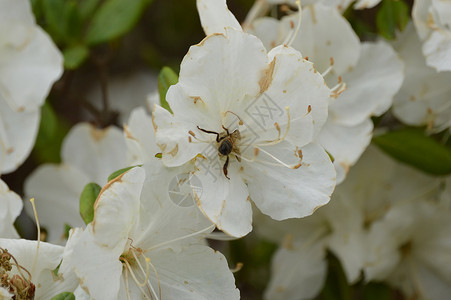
(32, 102), (70, 164)
(376, 0), (410, 40)
(373, 128), (451, 175)
(158, 66), (178, 113)
(51, 292), (75, 300)
(362, 282), (392, 300)
(63, 45), (89, 69)
(42, 0), (82, 44)
(78, 0), (101, 20)
(84, 0), (149, 45)
(80, 183), (101, 225)
(320, 252), (352, 300)
(107, 166), (140, 181)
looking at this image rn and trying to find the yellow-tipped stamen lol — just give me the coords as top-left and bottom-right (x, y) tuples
(224, 110), (244, 125)
(29, 198), (40, 276)
(230, 262), (243, 273)
(286, 0), (303, 47)
(146, 224), (215, 252)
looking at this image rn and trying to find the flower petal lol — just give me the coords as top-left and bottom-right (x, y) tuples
(264, 240), (327, 300)
(247, 142), (335, 220)
(318, 118), (373, 184)
(148, 245), (240, 299)
(197, 0), (242, 35)
(330, 41), (404, 126)
(61, 123), (129, 185)
(0, 179), (22, 238)
(194, 160), (252, 237)
(0, 27), (62, 111)
(24, 164), (88, 243)
(0, 97), (39, 173)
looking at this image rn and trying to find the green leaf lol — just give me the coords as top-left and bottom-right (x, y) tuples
(158, 66), (178, 113)
(51, 292), (75, 300)
(362, 282), (392, 300)
(42, 0), (82, 44)
(320, 252), (352, 300)
(64, 224), (72, 240)
(107, 166), (140, 182)
(32, 102), (70, 164)
(373, 128), (451, 175)
(78, 0), (101, 21)
(376, 0), (410, 40)
(80, 183), (102, 225)
(63, 45), (89, 69)
(84, 0), (149, 45)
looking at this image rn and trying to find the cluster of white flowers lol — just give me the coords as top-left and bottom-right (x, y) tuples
(1, 0), (450, 299)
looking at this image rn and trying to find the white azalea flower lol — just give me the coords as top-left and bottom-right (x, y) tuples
(393, 23), (451, 132)
(0, 239), (78, 299)
(243, 3), (404, 182)
(365, 200), (451, 300)
(153, 20), (335, 237)
(413, 0), (451, 72)
(0, 179), (22, 238)
(24, 123), (128, 243)
(255, 146), (442, 299)
(0, 0), (63, 173)
(64, 166), (239, 300)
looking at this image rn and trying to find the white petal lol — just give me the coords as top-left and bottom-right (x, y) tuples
(263, 45), (330, 138)
(0, 0), (34, 25)
(63, 227), (124, 300)
(61, 123), (129, 185)
(330, 41), (404, 126)
(248, 142), (335, 220)
(132, 163), (214, 251)
(285, 4), (360, 74)
(124, 106), (160, 165)
(318, 119), (373, 184)
(392, 24), (451, 130)
(194, 160), (253, 237)
(422, 30), (451, 72)
(0, 97), (39, 173)
(93, 167), (145, 248)
(148, 245), (240, 299)
(264, 241), (327, 300)
(24, 164), (88, 243)
(153, 104), (206, 167)
(0, 179), (22, 238)
(197, 0), (242, 35)
(0, 27), (62, 111)
(246, 17), (282, 50)
(173, 29), (267, 119)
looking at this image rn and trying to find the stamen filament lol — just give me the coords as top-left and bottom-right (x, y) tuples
(255, 146), (302, 169)
(30, 198), (40, 277)
(287, 1), (303, 47)
(124, 259), (154, 299)
(146, 224), (215, 251)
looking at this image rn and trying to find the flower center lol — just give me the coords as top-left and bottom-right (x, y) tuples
(0, 248), (35, 300)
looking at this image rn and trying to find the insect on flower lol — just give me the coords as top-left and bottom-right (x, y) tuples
(197, 125), (241, 179)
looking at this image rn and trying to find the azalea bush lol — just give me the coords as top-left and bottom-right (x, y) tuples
(1, 0), (451, 299)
